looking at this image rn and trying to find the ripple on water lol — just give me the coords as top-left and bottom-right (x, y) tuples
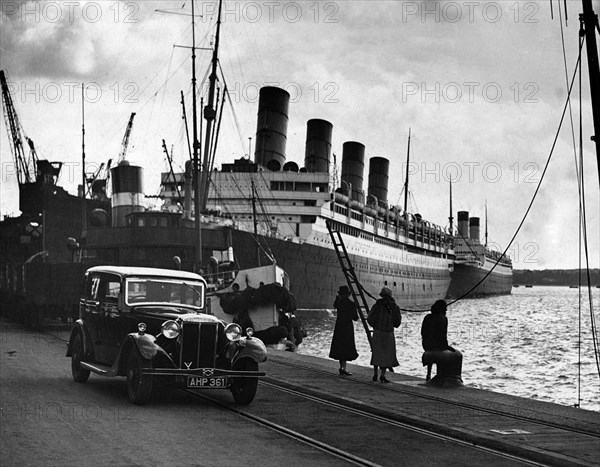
(296, 286), (600, 412)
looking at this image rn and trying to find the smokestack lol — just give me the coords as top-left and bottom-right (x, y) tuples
(367, 157), (389, 207)
(340, 142), (365, 202)
(254, 86), (289, 171)
(111, 160), (144, 227)
(304, 119), (333, 173)
(469, 217), (480, 243)
(457, 211), (469, 239)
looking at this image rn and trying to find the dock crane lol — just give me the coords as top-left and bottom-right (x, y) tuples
(1, 69), (63, 190)
(117, 112), (136, 163)
(86, 159), (112, 201)
(1, 69), (38, 185)
(86, 112), (134, 199)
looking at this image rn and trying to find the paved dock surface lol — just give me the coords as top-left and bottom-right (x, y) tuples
(265, 349), (599, 466)
(2, 320), (599, 466)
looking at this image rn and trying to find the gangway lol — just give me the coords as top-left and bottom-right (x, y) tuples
(326, 221), (373, 349)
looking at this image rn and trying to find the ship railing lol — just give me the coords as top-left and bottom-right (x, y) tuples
(333, 196), (449, 236)
(202, 269), (237, 291)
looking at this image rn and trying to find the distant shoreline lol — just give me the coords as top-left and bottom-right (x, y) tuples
(513, 269), (599, 287)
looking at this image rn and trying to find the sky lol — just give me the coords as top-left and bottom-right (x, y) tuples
(1, 0), (599, 270)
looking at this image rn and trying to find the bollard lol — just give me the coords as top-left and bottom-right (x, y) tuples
(422, 349), (463, 387)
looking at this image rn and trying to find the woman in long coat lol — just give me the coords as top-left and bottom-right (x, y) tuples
(367, 287), (401, 383)
(329, 285), (359, 375)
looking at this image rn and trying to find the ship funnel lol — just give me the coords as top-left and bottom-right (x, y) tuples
(254, 86), (289, 171)
(457, 211), (469, 239)
(304, 119), (332, 173)
(469, 217), (480, 243)
(341, 142), (365, 202)
(110, 160), (144, 227)
(367, 157), (389, 207)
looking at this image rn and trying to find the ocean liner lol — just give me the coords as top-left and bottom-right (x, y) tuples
(446, 211), (512, 298)
(2, 0), (453, 311)
(161, 86), (454, 309)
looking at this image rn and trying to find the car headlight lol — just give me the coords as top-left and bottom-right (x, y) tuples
(225, 323), (242, 341)
(161, 320), (180, 339)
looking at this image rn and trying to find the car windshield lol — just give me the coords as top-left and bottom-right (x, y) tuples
(125, 277), (205, 308)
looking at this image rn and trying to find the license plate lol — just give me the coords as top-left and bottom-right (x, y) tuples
(187, 376), (228, 388)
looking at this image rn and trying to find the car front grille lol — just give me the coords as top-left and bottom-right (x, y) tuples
(179, 321), (218, 369)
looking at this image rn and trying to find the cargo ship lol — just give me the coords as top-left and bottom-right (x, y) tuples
(446, 211), (512, 298)
(2, 0), (454, 311)
(160, 86), (454, 309)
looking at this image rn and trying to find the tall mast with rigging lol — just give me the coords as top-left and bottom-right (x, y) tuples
(191, 0), (203, 270)
(580, 0), (600, 183)
(484, 201), (488, 247)
(81, 83), (86, 230)
(403, 128), (411, 214)
(199, 0), (223, 213)
(448, 177), (453, 235)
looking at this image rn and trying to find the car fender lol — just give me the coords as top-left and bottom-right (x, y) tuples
(232, 337), (267, 365)
(126, 332), (159, 360)
(66, 319), (92, 358)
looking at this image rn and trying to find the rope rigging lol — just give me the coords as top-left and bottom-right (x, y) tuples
(350, 34), (590, 315)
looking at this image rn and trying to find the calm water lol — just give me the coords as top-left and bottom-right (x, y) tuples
(296, 286), (600, 412)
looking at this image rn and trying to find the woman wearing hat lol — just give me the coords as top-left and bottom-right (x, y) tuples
(367, 287), (402, 383)
(329, 285), (359, 376)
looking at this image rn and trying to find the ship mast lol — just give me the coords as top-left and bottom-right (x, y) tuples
(81, 83), (86, 230)
(251, 179), (260, 266)
(191, 0), (203, 271)
(580, 0), (600, 183)
(485, 201), (488, 247)
(403, 128), (411, 214)
(448, 177), (453, 234)
(199, 0), (223, 212)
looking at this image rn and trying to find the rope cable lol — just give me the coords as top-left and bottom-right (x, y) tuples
(368, 37), (587, 314)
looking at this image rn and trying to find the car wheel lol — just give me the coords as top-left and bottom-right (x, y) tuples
(71, 333), (90, 383)
(126, 350), (153, 405)
(230, 358), (259, 405)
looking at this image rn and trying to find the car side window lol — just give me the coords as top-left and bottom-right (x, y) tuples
(106, 281), (120, 302)
(100, 274), (121, 303)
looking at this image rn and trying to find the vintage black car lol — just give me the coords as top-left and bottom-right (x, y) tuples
(66, 266), (267, 405)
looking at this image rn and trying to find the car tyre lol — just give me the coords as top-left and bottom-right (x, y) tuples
(126, 350), (153, 405)
(71, 333), (90, 383)
(230, 358), (259, 405)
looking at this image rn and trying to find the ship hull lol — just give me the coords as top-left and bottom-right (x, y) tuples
(446, 262), (512, 299)
(231, 230), (451, 310)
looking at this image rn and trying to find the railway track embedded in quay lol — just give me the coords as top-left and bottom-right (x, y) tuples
(265, 356), (600, 438)
(47, 327), (599, 466)
(249, 355), (600, 467)
(184, 383), (552, 467)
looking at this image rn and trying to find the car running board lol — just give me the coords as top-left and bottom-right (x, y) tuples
(80, 361), (118, 377)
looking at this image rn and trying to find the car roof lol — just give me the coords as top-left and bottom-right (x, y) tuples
(86, 266), (205, 281)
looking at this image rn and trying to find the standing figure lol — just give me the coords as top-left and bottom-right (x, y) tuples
(329, 285), (359, 376)
(367, 287), (401, 383)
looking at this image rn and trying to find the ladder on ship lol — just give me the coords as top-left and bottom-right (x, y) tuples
(326, 221), (373, 349)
